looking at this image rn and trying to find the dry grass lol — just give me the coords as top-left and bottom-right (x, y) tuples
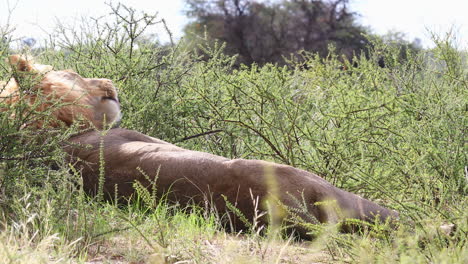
(83, 231), (335, 264)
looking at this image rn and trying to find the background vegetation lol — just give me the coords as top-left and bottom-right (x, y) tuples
(0, 1), (466, 263)
(184, 0), (421, 66)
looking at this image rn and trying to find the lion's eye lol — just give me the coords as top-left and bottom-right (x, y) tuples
(102, 96), (118, 103)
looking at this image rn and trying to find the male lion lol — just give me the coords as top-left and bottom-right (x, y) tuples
(1, 55), (398, 237)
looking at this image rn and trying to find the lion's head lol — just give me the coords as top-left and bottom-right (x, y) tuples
(0, 55), (121, 129)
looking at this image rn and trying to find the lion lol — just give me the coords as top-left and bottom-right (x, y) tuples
(1, 55), (398, 237)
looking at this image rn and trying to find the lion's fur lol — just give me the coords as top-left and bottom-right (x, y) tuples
(2, 55), (398, 237)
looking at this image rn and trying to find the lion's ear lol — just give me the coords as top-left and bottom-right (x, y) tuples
(8, 54), (35, 72)
(7, 54), (53, 73)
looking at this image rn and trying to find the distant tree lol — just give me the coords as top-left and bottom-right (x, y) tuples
(184, 0), (371, 65)
(355, 31), (423, 70)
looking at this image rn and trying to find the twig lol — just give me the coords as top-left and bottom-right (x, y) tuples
(180, 129), (224, 141)
(222, 119), (289, 164)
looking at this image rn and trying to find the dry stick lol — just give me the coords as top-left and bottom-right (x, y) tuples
(180, 129), (224, 141)
(117, 214), (157, 251)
